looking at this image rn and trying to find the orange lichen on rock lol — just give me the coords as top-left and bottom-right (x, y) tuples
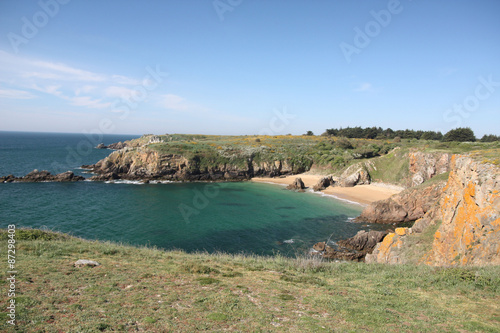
(395, 228), (407, 236)
(426, 156), (500, 266)
(369, 154), (500, 266)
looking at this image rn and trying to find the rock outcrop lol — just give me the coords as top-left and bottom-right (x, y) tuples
(408, 151), (451, 186)
(1, 170), (85, 183)
(286, 177), (305, 191)
(85, 144), (310, 182)
(354, 180), (447, 224)
(366, 155), (500, 266)
(338, 164), (371, 187)
(313, 230), (388, 262)
(312, 175), (334, 191)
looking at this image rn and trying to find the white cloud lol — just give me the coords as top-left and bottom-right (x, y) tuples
(67, 96), (111, 109)
(0, 89), (36, 99)
(75, 85), (97, 96)
(0, 50), (154, 112)
(111, 75), (141, 85)
(105, 86), (138, 99)
(162, 94), (191, 111)
(354, 82), (372, 92)
(160, 94), (210, 114)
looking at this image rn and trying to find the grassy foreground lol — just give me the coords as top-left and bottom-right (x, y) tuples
(1, 230), (499, 332)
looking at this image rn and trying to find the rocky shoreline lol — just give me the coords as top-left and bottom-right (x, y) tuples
(0, 170), (85, 183)
(2, 137), (499, 266)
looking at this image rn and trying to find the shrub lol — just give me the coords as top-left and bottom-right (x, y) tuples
(335, 137), (354, 149)
(443, 128), (476, 142)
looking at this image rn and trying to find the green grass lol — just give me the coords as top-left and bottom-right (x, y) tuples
(1, 229), (499, 332)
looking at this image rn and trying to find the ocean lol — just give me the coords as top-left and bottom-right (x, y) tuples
(0, 131), (377, 257)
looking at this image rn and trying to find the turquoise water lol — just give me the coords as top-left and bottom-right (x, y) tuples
(0, 132), (373, 256)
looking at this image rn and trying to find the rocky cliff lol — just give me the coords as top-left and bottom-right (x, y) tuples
(86, 145), (309, 181)
(354, 179), (447, 224)
(366, 154), (500, 266)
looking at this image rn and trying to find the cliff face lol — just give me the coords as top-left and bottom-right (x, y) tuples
(354, 181), (446, 224)
(408, 151), (451, 186)
(366, 155), (500, 266)
(355, 151), (451, 224)
(88, 146), (307, 181)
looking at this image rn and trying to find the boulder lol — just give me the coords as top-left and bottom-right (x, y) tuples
(1, 175), (16, 183)
(354, 180), (446, 224)
(313, 230), (388, 262)
(339, 165), (371, 187)
(54, 171), (85, 182)
(89, 172), (120, 181)
(23, 169), (51, 181)
(323, 246), (365, 261)
(96, 143), (107, 149)
(312, 175), (334, 192)
(106, 141), (127, 150)
(313, 242), (326, 251)
(74, 259), (100, 267)
(337, 230), (388, 253)
(286, 177), (305, 191)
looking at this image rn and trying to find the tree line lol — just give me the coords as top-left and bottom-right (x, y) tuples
(322, 126), (500, 142)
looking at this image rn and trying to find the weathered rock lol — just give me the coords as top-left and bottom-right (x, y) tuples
(96, 143), (107, 149)
(338, 164), (371, 187)
(337, 230), (388, 253)
(88, 144), (308, 182)
(106, 141), (127, 149)
(1, 175), (16, 183)
(1, 170), (85, 183)
(312, 175), (334, 191)
(323, 246), (365, 261)
(313, 242), (326, 251)
(367, 154), (500, 266)
(409, 151), (451, 186)
(74, 259), (100, 267)
(89, 172), (120, 181)
(314, 230), (388, 262)
(286, 177), (305, 191)
(54, 171), (85, 182)
(24, 169), (51, 181)
(354, 181), (446, 224)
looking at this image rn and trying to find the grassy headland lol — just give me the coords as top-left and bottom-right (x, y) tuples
(1, 229), (499, 332)
(122, 133), (500, 179)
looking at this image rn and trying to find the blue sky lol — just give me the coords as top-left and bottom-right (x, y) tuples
(0, 0), (499, 136)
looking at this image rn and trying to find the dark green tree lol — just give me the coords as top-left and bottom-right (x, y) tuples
(443, 128), (476, 142)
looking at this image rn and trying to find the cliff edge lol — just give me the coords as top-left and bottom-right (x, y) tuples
(366, 154), (500, 266)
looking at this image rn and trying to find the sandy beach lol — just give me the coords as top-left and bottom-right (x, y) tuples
(251, 174), (402, 205)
